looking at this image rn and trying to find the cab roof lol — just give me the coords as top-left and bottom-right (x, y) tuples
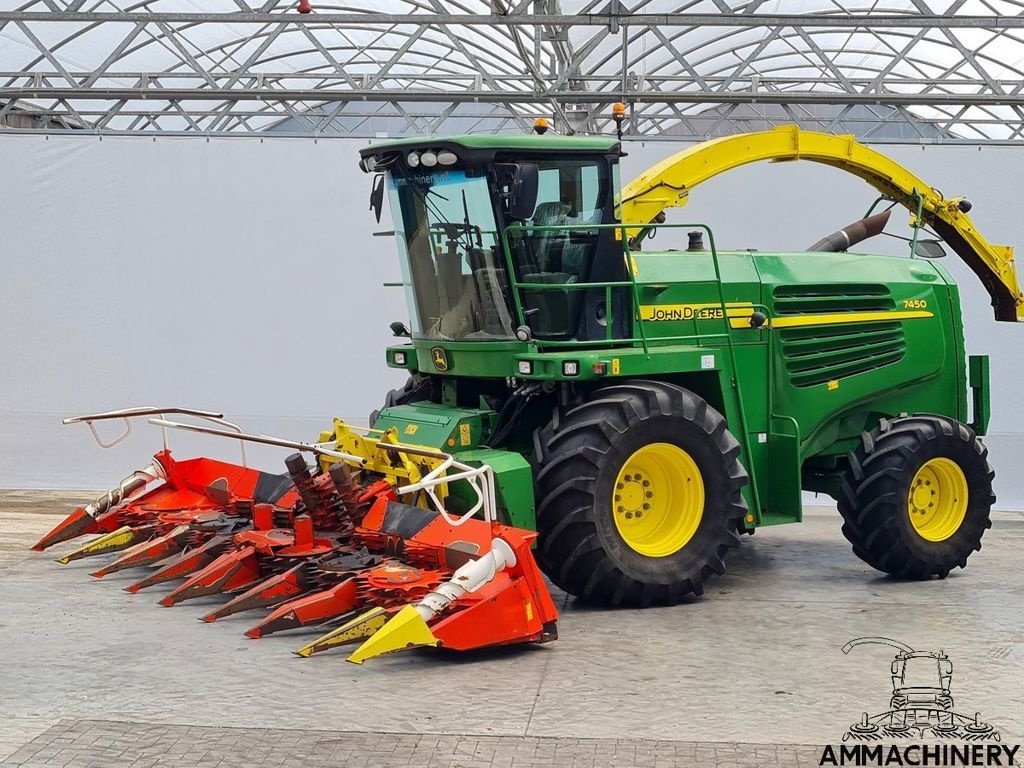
(359, 133), (620, 158)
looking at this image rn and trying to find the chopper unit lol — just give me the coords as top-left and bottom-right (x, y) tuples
(33, 123), (1020, 660)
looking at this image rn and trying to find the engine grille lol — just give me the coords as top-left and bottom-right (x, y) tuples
(773, 284), (906, 388)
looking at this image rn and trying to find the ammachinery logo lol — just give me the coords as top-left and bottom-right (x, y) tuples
(819, 638), (1019, 767)
(821, 745), (1018, 767)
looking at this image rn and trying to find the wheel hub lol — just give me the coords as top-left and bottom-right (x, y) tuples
(612, 443), (704, 558)
(908, 457), (969, 542)
(619, 478), (646, 512)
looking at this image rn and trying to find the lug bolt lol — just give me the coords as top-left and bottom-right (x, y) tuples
(625, 512), (633, 519)
(642, 480), (650, 487)
(646, 491), (653, 498)
(624, 474), (632, 482)
(617, 506), (624, 513)
(617, 482), (624, 490)
(615, 495), (621, 502)
(643, 503), (650, 510)
(635, 512), (643, 518)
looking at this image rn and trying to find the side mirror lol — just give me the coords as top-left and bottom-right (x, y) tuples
(369, 173), (385, 223)
(494, 163), (539, 221)
(913, 239), (946, 259)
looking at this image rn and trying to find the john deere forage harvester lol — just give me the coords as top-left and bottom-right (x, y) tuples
(35, 124), (1019, 662)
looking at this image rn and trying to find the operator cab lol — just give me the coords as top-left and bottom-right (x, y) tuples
(359, 135), (627, 344)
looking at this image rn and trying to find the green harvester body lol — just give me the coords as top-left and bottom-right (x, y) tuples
(361, 133), (991, 533)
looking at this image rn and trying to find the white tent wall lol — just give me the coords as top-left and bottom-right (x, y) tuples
(1, 134), (1021, 509)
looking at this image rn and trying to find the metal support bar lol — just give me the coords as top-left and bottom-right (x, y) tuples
(64, 406), (249, 465)
(4, 11), (1023, 28)
(6, 87), (1024, 106)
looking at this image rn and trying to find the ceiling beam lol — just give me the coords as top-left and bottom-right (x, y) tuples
(4, 11), (1024, 29)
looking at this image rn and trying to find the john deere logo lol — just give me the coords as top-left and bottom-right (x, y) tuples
(818, 637), (1019, 767)
(638, 301), (754, 322)
(431, 347), (449, 371)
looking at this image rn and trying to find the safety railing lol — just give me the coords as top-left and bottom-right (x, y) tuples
(65, 404), (501, 552)
(147, 417), (499, 529)
(64, 406), (249, 466)
(498, 221), (761, 354)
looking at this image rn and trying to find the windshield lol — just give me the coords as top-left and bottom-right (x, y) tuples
(389, 168), (516, 341)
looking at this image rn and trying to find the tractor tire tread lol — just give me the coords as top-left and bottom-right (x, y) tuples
(533, 379), (748, 606)
(837, 413), (994, 579)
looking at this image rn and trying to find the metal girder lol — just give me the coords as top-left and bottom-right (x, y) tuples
(8, 86), (1024, 106)
(5, 11), (1024, 27)
(2, 2), (1024, 140)
(5, 105), (1021, 141)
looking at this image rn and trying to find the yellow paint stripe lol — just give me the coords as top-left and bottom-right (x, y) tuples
(769, 310), (933, 329)
(55, 525), (137, 564)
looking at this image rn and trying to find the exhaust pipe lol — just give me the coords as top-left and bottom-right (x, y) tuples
(807, 209), (892, 253)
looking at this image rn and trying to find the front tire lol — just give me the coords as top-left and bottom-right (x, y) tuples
(369, 374), (435, 426)
(838, 415), (995, 579)
(533, 381), (748, 606)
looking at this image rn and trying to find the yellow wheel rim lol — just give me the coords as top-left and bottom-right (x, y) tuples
(612, 443), (704, 557)
(908, 457), (969, 542)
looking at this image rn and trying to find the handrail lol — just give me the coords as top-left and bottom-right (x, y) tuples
(499, 220), (663, 353)
(149, 418), (500, 530)
(499, 220), (750, 353)
(64, 406), (248, 466)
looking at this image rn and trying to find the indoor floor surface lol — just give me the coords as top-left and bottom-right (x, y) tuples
(1, 491), (1022, 768)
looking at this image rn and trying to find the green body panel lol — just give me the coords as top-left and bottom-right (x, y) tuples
(452, 448), (536, 529)
(969, 354), (991, 435)
(753, 251), (963, 457)
(371, 402), (533, 527)
(390, 340), (727, 381)
(373, 402), (495, 450)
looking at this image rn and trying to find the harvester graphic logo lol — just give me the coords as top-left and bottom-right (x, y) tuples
(818, 637), (1020, 767)
(840, 637), (999, 743)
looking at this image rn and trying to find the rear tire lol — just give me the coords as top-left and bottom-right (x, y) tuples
(533, 380), (748, 606)
(838, 414), (995, 579)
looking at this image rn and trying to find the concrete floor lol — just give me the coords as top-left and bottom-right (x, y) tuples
(1, 491), (1023, 767)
